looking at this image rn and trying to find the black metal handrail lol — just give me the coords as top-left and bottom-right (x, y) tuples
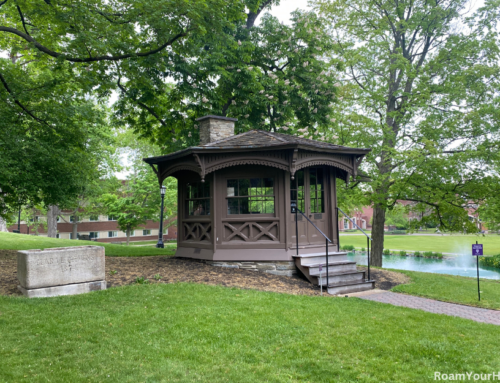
(336, 207), (371, 281)
(292, 202), (332, 287)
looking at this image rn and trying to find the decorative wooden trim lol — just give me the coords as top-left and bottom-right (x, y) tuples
(205, 159), (289, 175)
(223, 221), (279, 242)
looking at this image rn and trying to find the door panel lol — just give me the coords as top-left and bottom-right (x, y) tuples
(289, 167), (329, 246)
(307, 167), (327, 244)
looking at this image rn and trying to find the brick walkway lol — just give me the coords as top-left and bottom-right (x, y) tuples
(358, 291), (500, 326)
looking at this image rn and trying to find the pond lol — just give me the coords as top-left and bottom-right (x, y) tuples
(347, 252), (500, 280)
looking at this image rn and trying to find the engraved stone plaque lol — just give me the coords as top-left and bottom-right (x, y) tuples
(17, 246), (105, 290)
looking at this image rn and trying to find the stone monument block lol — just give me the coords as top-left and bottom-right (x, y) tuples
(17, 246), (106, 298)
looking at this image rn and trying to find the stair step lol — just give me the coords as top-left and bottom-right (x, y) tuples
(301, 261), (356, 268)
(314, 271), (366, 286)
(310, 269), (364, 277)
(293, 252), (348, 258)
(327, 281), (375, 295)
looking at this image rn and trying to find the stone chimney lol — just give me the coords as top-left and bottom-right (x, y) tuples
(196, 115), (237, 145)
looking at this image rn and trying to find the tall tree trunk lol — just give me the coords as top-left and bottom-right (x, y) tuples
(371, 204), (386, 267)
(0, 216), (7, 232)
(47, 205), (60, 238)
(126, 228), (130, 246)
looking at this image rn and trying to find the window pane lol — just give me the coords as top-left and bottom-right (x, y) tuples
(310, 168), (317, 187)
(250, 178), (261, 188)
(317, 168), (324, 190)
(238, 179), (250, 197)
(227, 179), (237, 196)
(203, 182), (210, 197)
(297, 170), (304, 187)
(239, 198), (249, 214)
(228, 198), (239, 215)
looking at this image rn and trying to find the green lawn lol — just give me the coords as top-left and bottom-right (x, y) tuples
(0, 232), (175, 257)
(340, 233), (500, 255)
(1, 283), (499, 383)
(385, 269), (500, 310)
(129, 240), (177, 246)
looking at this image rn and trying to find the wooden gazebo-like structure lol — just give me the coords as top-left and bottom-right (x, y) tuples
(144, 115), (374, 294)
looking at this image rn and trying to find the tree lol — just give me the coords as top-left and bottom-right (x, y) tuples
(0, 0), (244, 217)
(112, 5), (345, 150)
(102, 172), (167, 245)
(314, 0), (500, 265)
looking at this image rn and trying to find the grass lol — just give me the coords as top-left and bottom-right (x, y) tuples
(389, 269), (500, 310)
(340, 233), (500, 255)
(129, 240), (177, 246)
(1, 283), (500, 382)
(0, 232), (175, 257)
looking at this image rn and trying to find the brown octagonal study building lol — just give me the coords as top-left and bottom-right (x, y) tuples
(144, 116), (374, 294)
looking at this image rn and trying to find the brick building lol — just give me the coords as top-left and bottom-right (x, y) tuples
(8, 212), (178, 243)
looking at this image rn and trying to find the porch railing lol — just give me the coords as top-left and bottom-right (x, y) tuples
(292, 202), (332, 287)
(336, 207), (371, 281)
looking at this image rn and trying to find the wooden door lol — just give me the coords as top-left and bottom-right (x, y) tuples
(306, 167), (328, 244)
(289, 167), (328, 246)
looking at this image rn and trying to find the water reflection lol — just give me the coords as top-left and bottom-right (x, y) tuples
(348, 252), (500, 280)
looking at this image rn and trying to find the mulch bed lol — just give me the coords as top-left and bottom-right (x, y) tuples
(0, 250), (410, 297)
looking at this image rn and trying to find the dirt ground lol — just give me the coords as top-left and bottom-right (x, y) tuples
(0, 250), (410, 297)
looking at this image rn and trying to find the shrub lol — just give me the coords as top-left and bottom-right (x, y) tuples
(383, 249), (391, 255)
(479, 254), (500, 269)
(414, 251), (421, 257)
(135, 276), (149, 284)
(423, 251), (434, 258)
(434, 252), (443, 259)
(341, 245), (355, 251)
(399, 250), (407, 256)
(361, 247), (366, 252)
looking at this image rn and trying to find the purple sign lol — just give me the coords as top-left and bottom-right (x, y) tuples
(319, 265), (323, 272)
(472, 244), (483, 256)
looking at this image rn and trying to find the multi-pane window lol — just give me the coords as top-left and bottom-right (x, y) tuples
(143, 229), (151, 236)
(227, 178), (274, 215)
(309, 168), (324, 213)
(108, 231), (117, 238)
(130, 230), (135, 237)
(108, 215), (118, 221)
(70, 215), (76, 223)
(186, 181), (210, 216)
(89, 232), (99, 239)
(290, 170), (305, 212)
(89, 215), (99, 222)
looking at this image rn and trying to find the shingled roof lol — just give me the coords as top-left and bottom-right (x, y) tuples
(144, 129), (369, 164)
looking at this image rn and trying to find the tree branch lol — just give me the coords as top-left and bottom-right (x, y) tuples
(16, 5), (31, 36)
(0, 26), (190, 62)
(0, 71), (50, 126)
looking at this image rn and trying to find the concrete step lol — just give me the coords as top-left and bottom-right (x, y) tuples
(293, 252), (348, 266)
(327, 280), (375, 295)
(304, 261), (358, 275)
(312, 271), (366, 286)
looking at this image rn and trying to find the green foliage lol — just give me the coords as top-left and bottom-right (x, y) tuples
(479, 255), (500, 270)
(421, 251), (443, 259)
(361, 247), (366, 252)
(134, 276), (150, 285)
(399, 250), (407, 257)
(154, 274), (162, 281)
(383, 249), (391, 255)
(414, 251), (421, 257)
(314, 0), (500, 266)
(113, 8), (345, 150)
(341, 245), (355, 251)
(109, 270), (118, 276)
(385, 206), (409, 230)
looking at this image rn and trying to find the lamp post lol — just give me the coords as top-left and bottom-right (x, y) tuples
(156, 185), (166, 248)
